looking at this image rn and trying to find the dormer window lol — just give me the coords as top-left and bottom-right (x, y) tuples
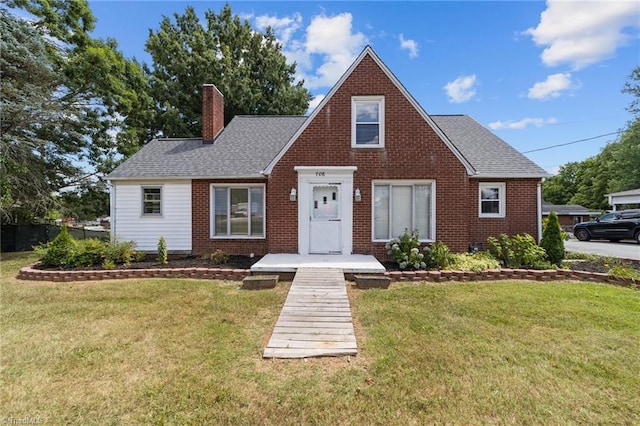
(352, 96), (385, 148)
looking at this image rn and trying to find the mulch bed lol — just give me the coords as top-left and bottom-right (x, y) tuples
(565, 259), (640, 274)
(33, 255), (639, 273)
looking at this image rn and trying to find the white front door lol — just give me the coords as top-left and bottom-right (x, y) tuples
(309, 184), (341, 253)
(295, 166), (356, 255)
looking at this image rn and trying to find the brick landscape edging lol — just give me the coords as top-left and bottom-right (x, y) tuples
(17, 264), (250, 282)
(16, 263), (638, 289)
(380, 268), (638, 289)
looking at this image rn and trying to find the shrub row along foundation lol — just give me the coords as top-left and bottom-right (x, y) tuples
(16, 264), (637, 289)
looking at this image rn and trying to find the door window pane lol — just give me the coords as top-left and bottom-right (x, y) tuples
(312, 185), (339, 219)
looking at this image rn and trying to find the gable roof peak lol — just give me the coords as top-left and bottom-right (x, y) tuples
(263, 45), (476, 175)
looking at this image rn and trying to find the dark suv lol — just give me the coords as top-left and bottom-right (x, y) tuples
(573, 210), (640, 243)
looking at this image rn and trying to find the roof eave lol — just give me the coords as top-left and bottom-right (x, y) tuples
(108, 174), (268, 182)
(470, 174), (550, 179)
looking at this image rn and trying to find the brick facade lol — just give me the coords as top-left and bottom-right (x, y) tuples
(191, 54), (542, 258)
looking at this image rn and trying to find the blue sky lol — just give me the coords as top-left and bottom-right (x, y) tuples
(87, 0), (640, 174)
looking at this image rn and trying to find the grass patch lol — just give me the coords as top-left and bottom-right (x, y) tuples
(2, 252), (639, 424)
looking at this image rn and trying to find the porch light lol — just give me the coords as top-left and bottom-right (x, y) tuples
(289, 188), (297, 201)
(354, 188), (361, 202)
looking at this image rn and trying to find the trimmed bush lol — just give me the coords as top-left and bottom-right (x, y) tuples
(540, 211), (565, 266)
(73, 239), (108, 267)
(487, 233), (546, 269)
(34, 226), (77, 268)
(203, 249), (229, 265)
(425, 241), (453, 270)
(105, 240), (138, 267)
(448, 252), (501, 272)
(35, 231), (142, 269)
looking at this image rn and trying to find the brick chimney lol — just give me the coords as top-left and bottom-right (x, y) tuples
(202, 84), (224, 143)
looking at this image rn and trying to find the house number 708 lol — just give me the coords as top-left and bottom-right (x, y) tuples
(315, 172), (325, 176)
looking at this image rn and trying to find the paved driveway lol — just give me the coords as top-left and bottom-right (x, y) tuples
(565, 239), (640, 260)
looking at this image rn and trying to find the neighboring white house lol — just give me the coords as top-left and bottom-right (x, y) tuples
(606, 188), (640, 211)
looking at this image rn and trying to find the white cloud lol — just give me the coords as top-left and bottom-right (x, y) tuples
(528, 72), (573, 100)
(251, 12), (366, 89)
(526, 0), (640, 69)
(399, 34), (419, 58)
(443, 75), (477, 103)
(488, 117), (558, 130)
(308, 94), (325, 112)
(547, 165), (561, 175)
(300, 13), (367, 88)
(254, 13), (303, 45)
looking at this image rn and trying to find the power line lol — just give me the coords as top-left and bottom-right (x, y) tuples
(520, 131), (622, 154)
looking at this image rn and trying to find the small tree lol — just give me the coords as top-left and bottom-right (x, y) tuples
(35, 226), (77, 267)
(157, 236), (168, 265)
(540, 211), (565, 266)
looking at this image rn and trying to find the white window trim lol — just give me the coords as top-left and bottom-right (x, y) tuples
(209, 183), (266, 239)
(141, 185), (163, 217)
(352, 96), (385, 148)
(479, 182), (506, 218)
(371, 180), (436, 242)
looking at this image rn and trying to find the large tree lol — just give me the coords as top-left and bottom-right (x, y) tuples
(143, 4), (312, 140)
(541, 162), (581, 205)
(1, 2), (150, 222)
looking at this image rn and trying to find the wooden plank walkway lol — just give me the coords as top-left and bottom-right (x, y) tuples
(263, 267), (357, 359)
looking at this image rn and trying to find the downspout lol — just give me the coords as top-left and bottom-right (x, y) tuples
(108, 180), (115, 243)
(537, 178), (544, 242)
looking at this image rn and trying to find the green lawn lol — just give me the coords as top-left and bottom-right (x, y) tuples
(2, 252), (639, 424)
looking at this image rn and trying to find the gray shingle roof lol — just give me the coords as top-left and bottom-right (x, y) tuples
(108, 116), (307, 179)
(108, 113), (548, 180)
(431, 115), (549, 178)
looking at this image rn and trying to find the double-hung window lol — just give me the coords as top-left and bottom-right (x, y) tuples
(211, 185), (265, 238)
(142, 187), (162, 216)
(479, 183), (505, 218)
(373, 181), (434, 241)
(352, 96), (384, 147)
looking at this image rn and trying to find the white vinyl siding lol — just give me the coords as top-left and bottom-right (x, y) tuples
(372, 180), (435, 242)
(111, 181), (192, 251)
